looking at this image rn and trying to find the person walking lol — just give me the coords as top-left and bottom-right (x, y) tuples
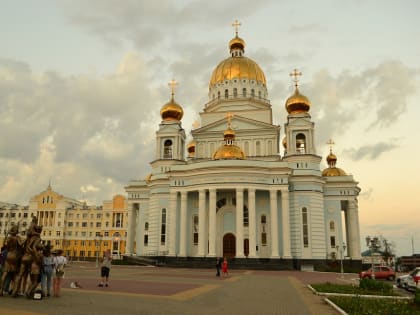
(41, 247), (54, 297)
(216, 257), (222, 277)
(222, 257), (229, 277)
(98, 249), (112, 287)
(52, 249), (67, 297)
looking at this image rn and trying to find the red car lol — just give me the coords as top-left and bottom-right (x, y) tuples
(359, 266), (396, 280)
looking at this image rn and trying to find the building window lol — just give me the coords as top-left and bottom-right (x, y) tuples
(144, 234), (148, 246)
(82, 222), (87, 227)
(161, 208), (166, 245)
(251, 89), (255, 97)
(163, 140), (173, 159)
(233, 88), (237, 97)
(56, 231), (60, 236)
(224, 89), (228, 99)
(242, 88), (247, 97)
(193, 215), (198, 245)
(329, 221), (335, 231)
(296, 133), (306, 154)
(145, 222), (149, 231)
(243, 205), (249, 227)
(104, 231), (109, 237)
(330, 236), (336, 248)
(96, 222), (101, 227)
(256, 141), (261, 156)
(261, 215), (267, 246)
(302, 207), (309, 247)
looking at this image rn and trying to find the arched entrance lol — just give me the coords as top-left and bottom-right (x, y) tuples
(223, 233), (236, 258)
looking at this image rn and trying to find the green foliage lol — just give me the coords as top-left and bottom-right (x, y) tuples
(359, 278), (393, 295)
(329, 296), (420, 315)
(415, 289), (420, 306)
(311, 281), (397, 296)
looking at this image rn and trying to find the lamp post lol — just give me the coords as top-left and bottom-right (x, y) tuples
(336, 242), (346, 278)
(365, 236), (380, 279)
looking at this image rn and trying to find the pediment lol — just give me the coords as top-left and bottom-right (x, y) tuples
(193, 115), (277, 135)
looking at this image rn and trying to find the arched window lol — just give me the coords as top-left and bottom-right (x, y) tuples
(296, 133), (306, 154)
(251, 89), (255, 97)
(144, 222), (149, 231)
(164, 139), (173, 159)
(258, 91), (261, 99)
(256, 141), (261, 156)
(161, 208), (166, 245)
(217, 91), (221, 99)
(193, 215), (198, 245)
(233, 88), (237, 97)
(302, 207), (309, 247)
(261, 215), (267, 246)
(329, 221), (335, 231)
(242, 88), (247, 97)
(225, 89), (229, 99)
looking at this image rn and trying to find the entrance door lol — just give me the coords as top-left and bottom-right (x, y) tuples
(223, 233), (236, 258)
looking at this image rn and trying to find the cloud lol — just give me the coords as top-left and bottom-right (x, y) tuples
(343, 142), (399, 161)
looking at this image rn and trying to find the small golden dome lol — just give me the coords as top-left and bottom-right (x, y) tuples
(224, 127), (235, 139)
(285, 87), (311, 114)
(229, 35), (245, 51)
(322, 167), (347, 177)
(322, 151), (346, 176)
(282, 136), (287, 149)
(213, 145), (246, 160)
(160, 96), (184, 121)
(187, 140), (196, 157)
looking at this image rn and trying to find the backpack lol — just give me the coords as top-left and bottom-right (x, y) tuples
(56, 264), (65, 277)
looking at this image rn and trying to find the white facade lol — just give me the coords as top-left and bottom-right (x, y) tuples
(125, 31), (361, 262)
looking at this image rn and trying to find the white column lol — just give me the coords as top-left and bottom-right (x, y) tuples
(236, 188), (244, 257)
(126, 203), (135, 255)
(281, 189), (291, 258)
(347, 200), (361, 259)
(198, 189), (206, 256)
(179, 191), (188, 257)
(168, 191), (178, 256)
(208, 188), (216, 257)
(269, 189), (280, 258)
(248, 188), (257, 258)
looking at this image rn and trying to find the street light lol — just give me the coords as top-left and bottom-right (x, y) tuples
(336, 242), (346, 278)
(365, 236), (380, 279)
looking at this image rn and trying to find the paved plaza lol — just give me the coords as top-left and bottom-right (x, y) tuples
(0, 261), (356, 315)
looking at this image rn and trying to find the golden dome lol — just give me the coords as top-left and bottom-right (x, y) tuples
(160, 96), (184, 121)
(285, 87), (311, 114)
(282, 136), (287, 149)
(209, 34), (266, 88)
(213, 145), (246, 160)
(322, 151), (346, 176)
(229, 36), (245, 51)
(187, 140), (196, 157)
(322, 167), (347, 177)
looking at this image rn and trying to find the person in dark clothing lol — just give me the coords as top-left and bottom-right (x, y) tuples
(216, 257), (222, 277)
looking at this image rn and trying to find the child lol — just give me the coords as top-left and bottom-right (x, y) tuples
(222, 257), (228, 277)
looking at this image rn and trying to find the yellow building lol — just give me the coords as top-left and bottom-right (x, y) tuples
(0, 184), (129, 260)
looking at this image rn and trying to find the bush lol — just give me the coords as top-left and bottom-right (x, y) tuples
(415, 289), (420, 306)
(359, 278), (393, 295)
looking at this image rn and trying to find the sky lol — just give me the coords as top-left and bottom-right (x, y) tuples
(0, 0), (419, 256)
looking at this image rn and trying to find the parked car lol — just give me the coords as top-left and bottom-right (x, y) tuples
(396, 273), (411, 289)
(359, 266), (396, 280)
(405, 267), (420, 291)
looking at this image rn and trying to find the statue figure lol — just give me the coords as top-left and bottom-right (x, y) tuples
(12, 218), (44, 298)
(0, 225), (24, 296)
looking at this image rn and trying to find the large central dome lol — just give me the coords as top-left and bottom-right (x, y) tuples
(209, 35), (266, 88)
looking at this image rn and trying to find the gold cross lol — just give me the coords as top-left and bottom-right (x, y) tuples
(326, 139), (335, 153)
(232, 19), (241, 36)
(289, 69), (302, 88)
(168, 78), (178, 96)
(226, 112), (234, 128)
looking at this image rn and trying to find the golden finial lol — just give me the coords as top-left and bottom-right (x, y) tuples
(326, 139), (335, 153)
(226, 112), (234, 128)
(289, 69), (302, 88)
(168, 78), (178, 97)
(232, 19), (241, 36)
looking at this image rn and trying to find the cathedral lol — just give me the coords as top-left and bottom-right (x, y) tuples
(125, 23), (362, 268)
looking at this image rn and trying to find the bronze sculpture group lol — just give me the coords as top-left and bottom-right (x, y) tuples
(0, 217), (45, 298)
